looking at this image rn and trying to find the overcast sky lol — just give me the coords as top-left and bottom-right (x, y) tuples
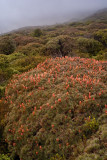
(0, 0), (107, 33)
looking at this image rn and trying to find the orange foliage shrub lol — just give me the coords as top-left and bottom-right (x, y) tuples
(4, 57), (107, 160)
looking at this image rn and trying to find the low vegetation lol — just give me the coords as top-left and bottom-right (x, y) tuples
(3, 57), (107, 160)
(33, 29), (43, 37)
(0, 9), (107, 159)
(0, 37), (16, 55)
(77, 38), (103, 57)
(94, 29), (107, 46)
(0, 154), (11, 160)
(42, 35), (73, 57)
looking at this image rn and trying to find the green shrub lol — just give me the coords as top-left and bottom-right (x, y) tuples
(77, 153), (100, 160)
(0, 37), (16, 55)
(94, 50), (107, 60)
(0, 154), (11, 160)
(0, 86), (5, 98)
(94, 29), (107, 46)
(0, 55), (13, 92)
(50, 154), (65, 160)
(83, 117), (99, 136)
(7, 52), (26, 61)
(0, 67), (17, 87)
(85, 138), (100, 153)
(33, 28), (43, 37)
(0, 54), (9, 69)
(43, 35), (73, 57)
(11, 55), (47, 72)
(77, 37), (103, 56)
(16, 43), (43, 56)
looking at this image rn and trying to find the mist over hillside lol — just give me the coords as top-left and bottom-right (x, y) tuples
(0, 10), (91, 34)
(0, 0), (107, 34)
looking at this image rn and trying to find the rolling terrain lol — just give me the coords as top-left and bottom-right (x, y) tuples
(0, 8), (107, 160)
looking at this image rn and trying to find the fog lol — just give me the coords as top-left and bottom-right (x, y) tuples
(0, 0), (107, 33)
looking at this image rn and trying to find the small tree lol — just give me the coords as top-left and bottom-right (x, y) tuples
(33, 28), (43, 37)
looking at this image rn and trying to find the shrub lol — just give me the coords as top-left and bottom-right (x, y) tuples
(0, 67), (17, 87)
(4, 57), (107, 160)
(0, 86), (5, 98)
(77, 153), (100, 160)
(14, 36), (37, 46)
(94, 29), (107, 46)
(83, 117), (99, 136)
(0, 154), (11, 160)
(33, 29), (43, 37)
(77, 38), (103, 56)
(94, 50), (107, 60)
(85, 138), (100, 153)
(11, 55), (47, 72)
(7, 52), (26, 62)
(16, 43), (43, 56)
(43, 35), (73, 57)
(0, 55), (14, 97)
(0, 37), (16, 55)
(0, 54), (9, 69)
(50, 154), (65, 160)
(0, 100), (9, 154)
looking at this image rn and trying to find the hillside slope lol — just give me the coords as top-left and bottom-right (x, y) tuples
(3, 57), (107, 160)
(84, 8), (107, 22)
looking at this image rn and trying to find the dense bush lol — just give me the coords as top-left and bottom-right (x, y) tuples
(77, 38), (103, 56)
(0, 99), (9, 155)
(14, 36), (37, 46)
(0, 54), (15, 97)
(69, 22), (83, 27)
(0, 154), (11, 160)
(0, 54), (18, 91)
(42, 35), (73, 57)
(82, 117), (99, 137)
(16, 43), (43, 56)
(11, 55), (47, 72)
(4, 57), (107, 160)
(0, 37), (16, 55)
(33, 29), (43, 37)
(94, 29), (107, 46)
(50, 153), (65, 160)
(76, 153), (100, 160)
(94, 50), (107, 60)
(0, 86), (5, 98)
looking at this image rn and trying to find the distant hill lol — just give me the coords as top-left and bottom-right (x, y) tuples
(84, 8), (107, 22)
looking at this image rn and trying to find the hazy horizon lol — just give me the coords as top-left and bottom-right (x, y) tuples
(0, 0), (107, 33)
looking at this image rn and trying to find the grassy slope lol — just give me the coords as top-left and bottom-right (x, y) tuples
(3, 57), (107, 160)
